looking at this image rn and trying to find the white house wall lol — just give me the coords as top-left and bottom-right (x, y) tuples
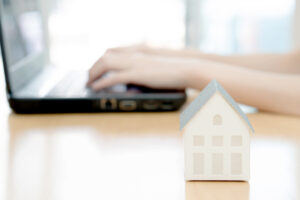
(183, 92), (250, 181)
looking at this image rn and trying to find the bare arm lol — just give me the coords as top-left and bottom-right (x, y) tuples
(88, 50), (300, 115)
(175, 50), (300, 74)
(186, 59), (300, 115)
(112, 46), (300, 73)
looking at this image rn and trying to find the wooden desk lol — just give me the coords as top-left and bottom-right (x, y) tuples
(0, 75), (300, 200)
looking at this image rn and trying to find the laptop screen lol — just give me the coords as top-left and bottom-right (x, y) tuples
(1, 0), (44, 66)
(0, 0), (47, 93)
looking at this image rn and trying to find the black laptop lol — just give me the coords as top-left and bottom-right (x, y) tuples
(0, 0), (186, 113)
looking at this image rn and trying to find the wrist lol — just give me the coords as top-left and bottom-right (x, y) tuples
(183, 61), (213, 89)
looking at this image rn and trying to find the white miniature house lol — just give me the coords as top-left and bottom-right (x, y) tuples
(180, 80), (254, 181)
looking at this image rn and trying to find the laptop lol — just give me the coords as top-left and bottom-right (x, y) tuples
(0, 0), (186, 113)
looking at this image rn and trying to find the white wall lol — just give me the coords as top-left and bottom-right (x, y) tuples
(47, 0), (185, 69)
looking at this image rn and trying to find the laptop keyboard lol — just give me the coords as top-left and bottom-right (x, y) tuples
(47, 71), (130, 98)
(47, 71), (97, 98)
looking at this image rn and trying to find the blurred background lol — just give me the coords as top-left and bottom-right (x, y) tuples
(0, 2), (299, 199)
(38, 0), (300, 70)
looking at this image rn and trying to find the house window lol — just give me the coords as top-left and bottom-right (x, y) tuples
(231, 136), (243, 146)
(212, 153), (223, 174)
(231, 153), (242, 175)
(193, 153), (204, 174)
(213, 115), (222, 125)
(212, 136), (223, 146)
(193, 136), (204, 146)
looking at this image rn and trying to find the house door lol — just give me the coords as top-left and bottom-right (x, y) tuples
(192, 152), (204, 175)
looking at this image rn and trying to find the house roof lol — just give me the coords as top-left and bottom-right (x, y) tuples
(180, 80), (254, 132)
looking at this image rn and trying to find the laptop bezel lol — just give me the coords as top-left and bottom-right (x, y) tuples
(0, 1), (49, 96)
(0, 14), (12, 96)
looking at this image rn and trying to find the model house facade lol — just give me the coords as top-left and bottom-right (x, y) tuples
(180, 80), (254, 181)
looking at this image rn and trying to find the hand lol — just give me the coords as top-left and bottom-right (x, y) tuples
(87, 49), (197, 91)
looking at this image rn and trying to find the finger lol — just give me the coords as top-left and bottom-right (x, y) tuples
(88, 58), (107, 85)
(90, 71), (135, 91)
(87, 52), (134, 85)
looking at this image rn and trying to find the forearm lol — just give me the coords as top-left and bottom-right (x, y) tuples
(146, 48), (300, 73)
(192, 51), (300, 73)
(185, 60), (300, 115)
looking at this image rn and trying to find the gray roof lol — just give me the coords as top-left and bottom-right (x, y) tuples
(180, 80), (254, 132)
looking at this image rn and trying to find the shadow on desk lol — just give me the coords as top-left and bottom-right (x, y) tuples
(8, 112), (181, 136)
(186, 181), (249, 200)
